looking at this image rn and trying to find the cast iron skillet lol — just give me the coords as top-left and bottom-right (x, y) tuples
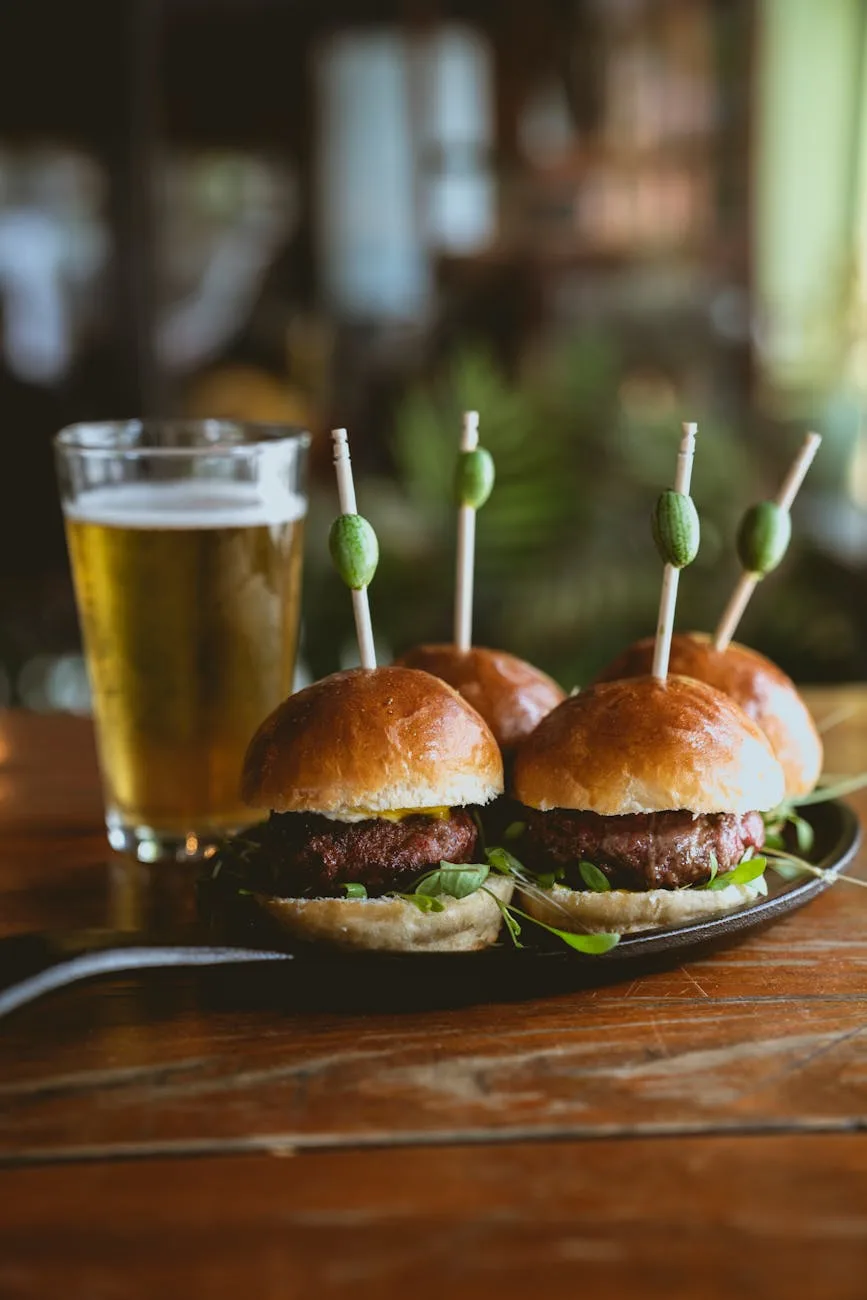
(0, 801), (859, 1019)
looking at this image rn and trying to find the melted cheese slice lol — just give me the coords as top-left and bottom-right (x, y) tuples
(356, 806), (451, 822)
(321, 806), (452, 823)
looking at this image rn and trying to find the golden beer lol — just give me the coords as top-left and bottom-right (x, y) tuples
(65, 481), (304, 853)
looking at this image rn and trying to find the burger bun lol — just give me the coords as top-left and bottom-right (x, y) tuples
(512, 674), (786, 815)
(594, 632), (822, 798)
(518, 877), (767, 936)
(395, 644), (565, 752)
(242, 666), (503, 818)
(256, 873), (514, 953)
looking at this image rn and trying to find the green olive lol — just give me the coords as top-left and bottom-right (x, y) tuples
(737, 501), (791, 576)
(651, 489), (700, 568)
(454, 448), (495, 509)
(329, 513), (379, 589)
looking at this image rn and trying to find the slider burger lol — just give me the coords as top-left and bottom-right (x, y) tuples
(395, 644), (566, 756)
(237, 665), (512, 951)
(397, 416), (565, 760)
(510, 675), (786, 934)
(594, 632), (822, 798)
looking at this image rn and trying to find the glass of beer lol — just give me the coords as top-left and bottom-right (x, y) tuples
(55, 420), (309, 862)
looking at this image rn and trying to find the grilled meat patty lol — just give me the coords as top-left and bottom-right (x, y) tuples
(522, 808), (765, 891)
(259, 808), (478, 898)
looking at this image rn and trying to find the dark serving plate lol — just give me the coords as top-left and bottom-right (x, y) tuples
(0, 800), (860, 1019)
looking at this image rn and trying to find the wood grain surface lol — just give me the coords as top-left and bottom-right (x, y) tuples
(0, 689), (865, 1299)
(2, 1138), (867, 1300)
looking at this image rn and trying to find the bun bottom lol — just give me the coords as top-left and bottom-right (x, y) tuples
(518, 878), (767, 936)
(256, 873), (514, 952)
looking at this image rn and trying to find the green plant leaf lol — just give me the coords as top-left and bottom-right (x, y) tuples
(790, 813), (815, 854)
(764, 848), (867, 890)
(534, 868), (566, 890)
(503, 821), (526, 842)
(471, 808), (487, 854)
(501, 906), (524, 948)
(548, 929), (621, 955)
(486, 847), (526, 878)
(505, 900), (620, 955)
(705, 857), (767, 891)
(399, 893), (446, 913)
(480, 886), (524, 947)
(763, 804), (816, 854)
(340, 882), (368, 899)
(578, 861), (611, 892)
(707, 851), (719, 884)
(414, 863), (489, 900)
(769, 858), (806, 882)
(790, 773), (867, 807)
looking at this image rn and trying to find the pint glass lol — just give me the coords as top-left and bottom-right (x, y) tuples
(55, 420), (309, 861)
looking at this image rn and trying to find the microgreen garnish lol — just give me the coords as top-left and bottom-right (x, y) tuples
(534, 867), (566, 890)
(763, 771), (867, 854)
(406, 847), (620, 954)
(764, 806), (815, 855)
(502, 909), (523, 947)
(486, 847), (526, 878)
(340, 882), (368, 899)
(791, 813), (815, 854)
(486, 846), (567, 892)
(578, 860), (611, 893)
(478, 886), (617, 953)
(703, 855), (768, 892)
(767, 856), (804, 883)
(706, 851), (719, 885)
(400, 893), (446, 913)
(764, 769), (867, 863)
(482, 848), (620, 954)
(482, 889), (525, 949)
(471, 807), (488, 854)
(501, 898), (620, 954)
(503, 821), (526, 842)
(788, 773), (867, 807)
(202, 830), (271, 900)
(414, 863), (490, 900)
(764, 847), (867, 890)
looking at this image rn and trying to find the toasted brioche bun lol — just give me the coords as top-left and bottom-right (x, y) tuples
(242, 666), (503, 817)
(518, 878), (766, 936)
(512, 675), (785, 815)
(594, 632), (822, 798)
(256, 873), (514, 952)
(395, 644), (565, 752)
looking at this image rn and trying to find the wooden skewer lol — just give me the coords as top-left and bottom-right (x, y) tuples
(332, 428), (377, 670)
(652, 422), (697, 681)
(713, 431), (822, 652)
(453, 410), (479, 654)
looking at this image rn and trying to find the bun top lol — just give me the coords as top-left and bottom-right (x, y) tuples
(395, 644), (565, 752)
(594, 632), (822, 798)
(512, 675), (785, 815)
(242, 666), (503, 818)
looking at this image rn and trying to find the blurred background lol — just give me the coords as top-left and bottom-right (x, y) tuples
(0, 0), (866, 710)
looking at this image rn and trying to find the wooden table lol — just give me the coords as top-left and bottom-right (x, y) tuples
(1, 689), (866, 1300)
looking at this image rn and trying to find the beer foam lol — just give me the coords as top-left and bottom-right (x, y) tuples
(65, 481), (307, 529)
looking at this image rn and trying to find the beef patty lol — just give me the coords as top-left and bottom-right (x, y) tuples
(522, 807), (765, 891)
(258, 808), (478, 898)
